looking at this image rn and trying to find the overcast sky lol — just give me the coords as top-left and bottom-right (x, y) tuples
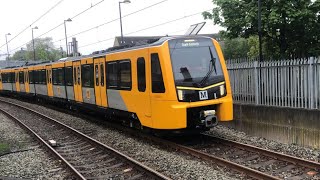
(0, 0), (223, 60)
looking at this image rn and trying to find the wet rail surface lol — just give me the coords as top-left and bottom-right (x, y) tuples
(168, 134), (320, 180)
(1, 96), (319, 180)
(0, 99), (170, 180)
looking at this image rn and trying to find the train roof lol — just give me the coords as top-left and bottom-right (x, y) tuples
(1, 35), (214, 70)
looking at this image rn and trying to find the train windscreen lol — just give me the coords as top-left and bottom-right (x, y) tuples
(169, 38), (224, 87)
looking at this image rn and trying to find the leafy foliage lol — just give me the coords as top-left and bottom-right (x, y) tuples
(12, 37), (64, 61)
(204, 0), (320, 59)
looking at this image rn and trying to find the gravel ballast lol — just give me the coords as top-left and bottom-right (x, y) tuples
(0, 97), (239, 180)
(208, 125), (320, 162)
(0, 113), (69, 179)
(2, 96), (319, 179)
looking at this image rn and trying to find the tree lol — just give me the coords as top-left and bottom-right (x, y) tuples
(203, 0), (320, 59)
(12, 37), (64, 61)
(223, 37), (249, 59)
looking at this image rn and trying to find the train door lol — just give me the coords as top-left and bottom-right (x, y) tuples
(14, 69), (20, 92)
(73, 61), (83, 102)
(24, 68), (30, 93)
(94, 57), (108, 107)
(46, 65), (53, 97)
(136, 51), (151, 121)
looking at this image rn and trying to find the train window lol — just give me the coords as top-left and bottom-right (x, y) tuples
(52, 68), (65, 86)
(46, 70), (49, 84)
(81, 64), (94, 88)
(15, 72), (18, 83)
(74, 67), (77, 85)
(29, 71), (34, 84)
(95, 64), (99, 86)
(49, 69), (52, 84)
(77, 67), (81, 85)
(1, 73), (5, 83)
(119, 61), (131, 90)
(41, 69), (47, 84)
(65, 67), (73, 86)
(10, 72), (14, 83)
(100, 63), (104, 86)
(19, 71), (24, 84)
(53, 69), (58, 85)
(106, 62), (118, 88)
(137, 57), (146, 92)
(151, 53), (165, 93)
(0, 73), (2, 82)
(33, 71), (38, 84)
(58, 68), (64, 85)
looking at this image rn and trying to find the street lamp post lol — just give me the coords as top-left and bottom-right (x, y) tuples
(5, 33), (11, 61)
(64, 18), (72, 57)
(32, 26), (38, 61)
(119, 0), (131, 45)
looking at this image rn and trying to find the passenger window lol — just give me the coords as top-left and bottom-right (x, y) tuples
(100, 63), (104, 86)
(29, 71), (34, 84)
(151, 53), (165, 93)
(53, 69), (58, 85)
(77, 67), (81, 85)
(81, 64), (94, 88)
(119, 61), (131, 89)
(15, 72), (18, 83)
(49, 69), (52, 84)
(46, 70), (49, 84)
(137, 57), (146, 92)
(106, 62), (118, 88)
(74, 67), (77, 85)
(65, 67), (73, 86)
(95, 65), (99, 86)
(19, 72), (24, 84)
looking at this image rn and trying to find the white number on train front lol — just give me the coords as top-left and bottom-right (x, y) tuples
(199, 90), (208, 100)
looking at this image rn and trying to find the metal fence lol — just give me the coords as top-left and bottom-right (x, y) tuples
(227, 57), (320, 110)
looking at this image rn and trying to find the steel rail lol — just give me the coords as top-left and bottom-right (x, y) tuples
(140, 135), (280, 180)
(0, 108), (86, 180)
(202, 133), (320, 171)
(0, 99), (171, 180)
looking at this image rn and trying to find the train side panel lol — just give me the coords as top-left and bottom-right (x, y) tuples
(93, 56), (108, 107)
(65, 61), (75, 101)
(106, 48), (153, 127)
(34, 66), (48, 96)
(73, 61), (83, 103)
(52, 62), (67, 99)
(81, 58), (95, 105)
(29, 67), (36, 95)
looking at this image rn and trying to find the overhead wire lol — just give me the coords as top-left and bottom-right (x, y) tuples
(0, 0), (65, 49)
(53, 0), (169, 43)
(9, 0), (106, 53)
(78, 9), (210, 49)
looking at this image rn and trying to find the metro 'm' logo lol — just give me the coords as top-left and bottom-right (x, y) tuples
(199, 90), (208, 100)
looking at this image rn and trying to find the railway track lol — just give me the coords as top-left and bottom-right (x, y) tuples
(0, 99), (170, 180)
(1, 97), (319, 179)
(163, 134), (320, 180)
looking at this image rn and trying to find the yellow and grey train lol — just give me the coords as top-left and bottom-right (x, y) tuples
(0, 36), (233, 132)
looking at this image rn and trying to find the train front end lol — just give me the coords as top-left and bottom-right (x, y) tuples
(151, 36), (233, 132)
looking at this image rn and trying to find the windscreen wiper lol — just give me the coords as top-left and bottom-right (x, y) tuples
(180, 67), (193, 81)
(199, 47), (217, 86)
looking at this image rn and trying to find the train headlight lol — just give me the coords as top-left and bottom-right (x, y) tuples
(177, 90), (184, 101)
(220, 85), (225, 96)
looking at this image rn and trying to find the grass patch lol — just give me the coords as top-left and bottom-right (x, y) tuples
(0, 143), (10, 155)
